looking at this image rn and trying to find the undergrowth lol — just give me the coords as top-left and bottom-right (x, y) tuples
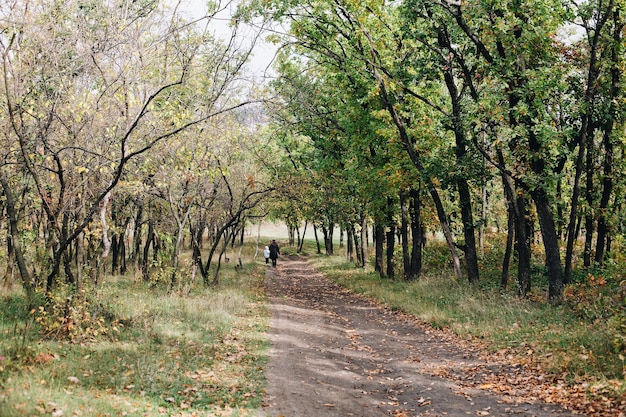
(0, 249), (269, 417)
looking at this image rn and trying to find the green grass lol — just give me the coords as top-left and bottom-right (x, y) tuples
(0, 251), (270, 417)
(308, 243), (625, 403)
(1, 235), (624, 415)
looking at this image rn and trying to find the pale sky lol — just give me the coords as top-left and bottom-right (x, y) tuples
(176, 0), (278, 79)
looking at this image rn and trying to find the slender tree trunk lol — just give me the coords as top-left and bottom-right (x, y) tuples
(296, 225), (301, 250)
(498, 150), (532, 297)
(501, 199), (515, 291)
(375, 223), (385, 277)
(360, 214), (368, 268)
(346, 225), (354, 263)
(120, 236), (127, 275)
(408, 188), (422, 280)
(142, 218), (154, 282)
(595, 12), (622, 263)
(386, 197), (395, 279)
(400, 190), (411, 280)
(211, 231), (234, 287)
(458, 178), (479, 283)
(595, 128), (613, 264)
(298, 221), (308, 253)
(313, 224), (321, 254)
(354, 223), (363, 267)
(584, 124), (596, 267)
(515, 187), (532, 297)
(111, 234), (119, 275)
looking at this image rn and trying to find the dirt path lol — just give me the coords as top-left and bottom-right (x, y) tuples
(259, 256), (583, 417)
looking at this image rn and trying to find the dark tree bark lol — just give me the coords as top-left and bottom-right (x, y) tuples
(386, 197), (395, 279)
(531, 188), (563, 301)
(374, 223), (385, 277)
(400, 190), (411, 281)
(595, 10), (622, 263)
(584, 129), (596, 268)
(408, 188), (422, 280)
(501, 197), (515, 291)
(298, 221), (308, 253)
(142, 218), (155, 282)
(313, 224), (322, 254)
(497, 150), (532, 297)
(321, 224), (333, 255)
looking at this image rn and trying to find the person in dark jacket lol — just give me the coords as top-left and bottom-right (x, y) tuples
(269, 240), (280, 267)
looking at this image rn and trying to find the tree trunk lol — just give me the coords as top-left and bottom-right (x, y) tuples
(132, 203), (143, 266)
(584, 122), (596, 267)
(346, 225), (354, 263)
(595, 13), (621, 263)
(142, 218), (154, 282)
(0, 173), (33, 302)
(498, 150), (532, 297)
(313, 224), (321, 254)
(298, 221), (308, 253)
(400, 190), (411, 281)
(111, 234), (119, 275)
(501, 199), (515, 291)
(359, 214), (368, 268)
(530, 188), (563, 302)
(322, 224), (331, 255)
(408, 188), (422, 281)
(374, 223), (385, 277)
(595, 128), (613, 264)
(441, 52), (480, 283)
(458, 178), (479, 283)
(386, 197), (395, 279)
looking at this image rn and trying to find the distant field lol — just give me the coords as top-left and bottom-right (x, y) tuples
(245, 222), (290, 242)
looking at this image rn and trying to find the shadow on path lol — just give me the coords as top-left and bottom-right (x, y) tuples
(260, 256), (580, 417)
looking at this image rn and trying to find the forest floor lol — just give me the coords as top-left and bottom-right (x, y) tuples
(259, 255), (592, 417)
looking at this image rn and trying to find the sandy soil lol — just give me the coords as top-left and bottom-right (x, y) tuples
(259, 256), (582, 417)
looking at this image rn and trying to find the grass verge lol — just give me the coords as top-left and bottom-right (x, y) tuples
(0, 260), (269, 417)
(307, 245), (625, 412)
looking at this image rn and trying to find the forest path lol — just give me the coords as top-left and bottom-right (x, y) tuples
(259, 256), (580, 417)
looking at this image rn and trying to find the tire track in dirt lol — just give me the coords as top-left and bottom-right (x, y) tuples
(260, 256), (581, 417)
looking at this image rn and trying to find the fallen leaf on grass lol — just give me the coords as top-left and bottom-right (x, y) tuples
(34, 353), (56, 364)
(67, 376), (80, 384)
